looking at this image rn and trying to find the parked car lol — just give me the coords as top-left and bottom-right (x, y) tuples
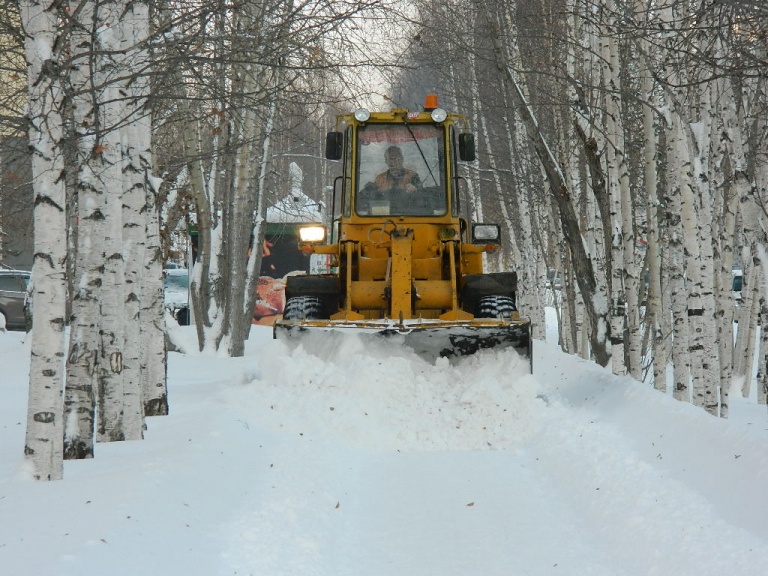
(163, 268), (189, 325)
(0, 269), (31, 331)
(546, 268), (562, 290)
(732, 269), (743, 304)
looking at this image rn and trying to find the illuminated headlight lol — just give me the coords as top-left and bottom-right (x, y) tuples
(430, 108), (447, 122)
(298, 225), (326, 244)
(472, 223), (501, 244)
(354, 108), (371, 122)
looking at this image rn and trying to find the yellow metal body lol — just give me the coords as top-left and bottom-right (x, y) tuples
(315, 219), (494, 321)
(307, 106), (503, 322)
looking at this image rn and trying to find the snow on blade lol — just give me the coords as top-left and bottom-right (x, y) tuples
(249, 330), (541, 452)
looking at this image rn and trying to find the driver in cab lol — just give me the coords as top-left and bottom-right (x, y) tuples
(373, 145), (421, 194)
(360, 146), (422, 214)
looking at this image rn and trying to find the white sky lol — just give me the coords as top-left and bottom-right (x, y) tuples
(2, 310), (768, 575)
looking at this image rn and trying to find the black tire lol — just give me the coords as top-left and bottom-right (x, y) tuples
(175, 307), (190, 326)
(461, 273), (517, 315)
(475, 295), (517, 319)
(283, 296), (325, 320)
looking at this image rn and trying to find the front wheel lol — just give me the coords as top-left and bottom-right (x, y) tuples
(283, 296), (325, 320)
(475, 295), (517, 319)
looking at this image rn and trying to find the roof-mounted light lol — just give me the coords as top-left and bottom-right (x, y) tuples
(430, 108), (447, 122)
(354, 108), (370, 122)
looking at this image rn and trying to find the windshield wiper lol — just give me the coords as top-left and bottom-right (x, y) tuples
(403, 120), (439, 187)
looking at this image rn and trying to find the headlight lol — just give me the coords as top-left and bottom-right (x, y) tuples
(472, 223), (501, 244)
(354, 108), (370, 122)
(430, 108), (447, 122)
(298, 225), (326, 244)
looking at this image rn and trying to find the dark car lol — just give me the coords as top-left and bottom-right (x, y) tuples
(163, 268), (190, 325)
(732, 269), (743, 305)
(0, 269), (31, 331)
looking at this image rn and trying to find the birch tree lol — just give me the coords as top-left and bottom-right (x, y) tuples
(116, 0), (163, 424)
(133, 0), (167, 416)
(630, 0), (667, 391)
(20, 0), (69, 480)
(64, 0), (102, 459)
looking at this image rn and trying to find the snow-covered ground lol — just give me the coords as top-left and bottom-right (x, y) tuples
(2, 311), (768, 575)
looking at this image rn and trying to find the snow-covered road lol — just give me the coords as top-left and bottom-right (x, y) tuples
(2, 324), (768, 575)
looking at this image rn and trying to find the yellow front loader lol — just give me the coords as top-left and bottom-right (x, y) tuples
(273, 95), (531, 366)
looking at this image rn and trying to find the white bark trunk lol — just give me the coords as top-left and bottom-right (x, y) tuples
(712, 106), (737, 407)
(95, 0), (130, 442)
(601, 18), (627, 376)
(64, 0), (101, 459)
(120, 0), (165, 418)
(21, 0), (68, 480)
(640, 58), (665, 391)
(665, 110), (692, 402)
(117, 4), (146, 439)
(737, 266), (759, 397)
(143, 175), (168, 416)
(243, 95), (279, 330)
(683, 100), (720, 415)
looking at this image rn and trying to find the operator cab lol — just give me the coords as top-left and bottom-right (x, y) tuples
(324, 95), (476, 222)
(355, 124), (447, 217)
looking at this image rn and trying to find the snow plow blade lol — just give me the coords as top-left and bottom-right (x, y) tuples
(273, 318), (532, 368)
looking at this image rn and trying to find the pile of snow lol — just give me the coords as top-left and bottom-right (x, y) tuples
(2, 313), (768, 575)
(245, 331), (540, 452)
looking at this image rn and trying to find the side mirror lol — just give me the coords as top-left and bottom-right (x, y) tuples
(458, 133), (475, 162)
(325, 132), (343, 160)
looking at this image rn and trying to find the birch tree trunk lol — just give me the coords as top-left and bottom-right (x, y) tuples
(737, 266), (759, 397)
(94, 0), (136, 442)
(222, 3), (281, 356)
(562, 5), (591, 357)
(243, 96), (280, 337)
(601, 15), (628, 376)
(118, 0), (164, 423)
(665, 111), (692, 402)
(183, 116), (216, 349)
(114, 6), (146, 439)
(142, 174), (168, 416)
(677, 113), (720, 415)
(712, 102), (737, 406)
(505, 86), (545, 339)
(143, 4), (169, 415)
(567, 0), (611, 361)
(688, 86), (722, 415)
(64, 0), (101, 459)
(21, 0), (68, 480)
(639, 53), (665, 391)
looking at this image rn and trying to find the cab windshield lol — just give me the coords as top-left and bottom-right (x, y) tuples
(355, 124), (446, 216)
